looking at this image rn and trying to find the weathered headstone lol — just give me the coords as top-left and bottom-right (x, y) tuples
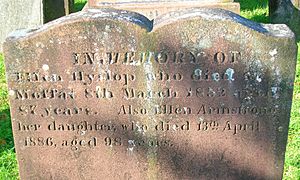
(269, 0), (300, 19)
(86, 0), (240, 19)
(4, 8), (297, 179)
(0, 0), (74, 52)
(269, 0), (300, 40)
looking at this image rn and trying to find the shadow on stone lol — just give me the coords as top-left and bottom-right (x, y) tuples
(3, 8), (295, 179)
(88, 113), (276, 179)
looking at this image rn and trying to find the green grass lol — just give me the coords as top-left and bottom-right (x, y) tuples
(237, 0), (270, 23)
(284, 42), (300, 180)
(73, 0), (87, 12)
(0, 54), (18, 179)
(238, 1), (300, 179)
(0, 0), (299, 179)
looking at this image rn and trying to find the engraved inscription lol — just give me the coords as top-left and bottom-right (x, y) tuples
(11, 49), (274, 151)
(72, 51), (239, 65)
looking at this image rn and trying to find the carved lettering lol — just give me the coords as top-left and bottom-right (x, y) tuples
(17, 122), (41, 131)
(72, 71), (135, 85)
(223, 121), (260, 135)
(48, 121), (117, 133)
(155, 104), (192, 115)
(14, 88), (75, 100)
(14, 72), (62, 83)
(122, 88), (178, 99)
(191, 68), (235, 82)
(155, 121), (190, 131)
(118, 105), (148, 115)
(71, 51), (241, 66)
(197, 105), (277, 115)
(85, 87), (113, 99)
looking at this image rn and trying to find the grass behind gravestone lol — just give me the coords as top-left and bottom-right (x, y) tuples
(237, 1), (300, 179)
(73, 0), (87, 12)
(285, 43), (300, 180)
(0, 54), (18, 180)
(237, 0), (269, 23)
(0, 0), (299, 179)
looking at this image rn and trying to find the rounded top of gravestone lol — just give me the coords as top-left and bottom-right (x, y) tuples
(6, 8), (153, 41)
(6, 8), (295, 43)
(153, 8), (295, 39)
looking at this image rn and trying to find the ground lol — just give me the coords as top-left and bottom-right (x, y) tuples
(0, 0), (299, 179)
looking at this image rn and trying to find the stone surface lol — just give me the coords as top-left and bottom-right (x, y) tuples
(0, 0), (74, 52)
(87, 0), (240, 19)
(269, 0), (300, 40)
(4, 8), (297, 179)
(269, 0), (300, 19)
(292, 0), (300, 9)
(0, 0), (42, 52)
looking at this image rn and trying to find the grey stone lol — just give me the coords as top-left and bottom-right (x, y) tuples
(87, 0), (240, 19)
(0, 0), (42, 52)
(269, 0), (300, 40)
(3, 8), (297, 179)
(0, 0), (74, 52)
(292, 0), (300, 9)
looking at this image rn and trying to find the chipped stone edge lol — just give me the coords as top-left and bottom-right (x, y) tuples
(4, 8), (153, 42)
(153, 8), (295, 39)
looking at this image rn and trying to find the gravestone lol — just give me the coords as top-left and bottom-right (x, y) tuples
(0, 0), (74, 52)
(269, 0), (300, 19)
(86, 0), (240, 19)
(3, 8), (297, 179)
(292, 0), (300, 9)
(269, 0), (300, 40)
